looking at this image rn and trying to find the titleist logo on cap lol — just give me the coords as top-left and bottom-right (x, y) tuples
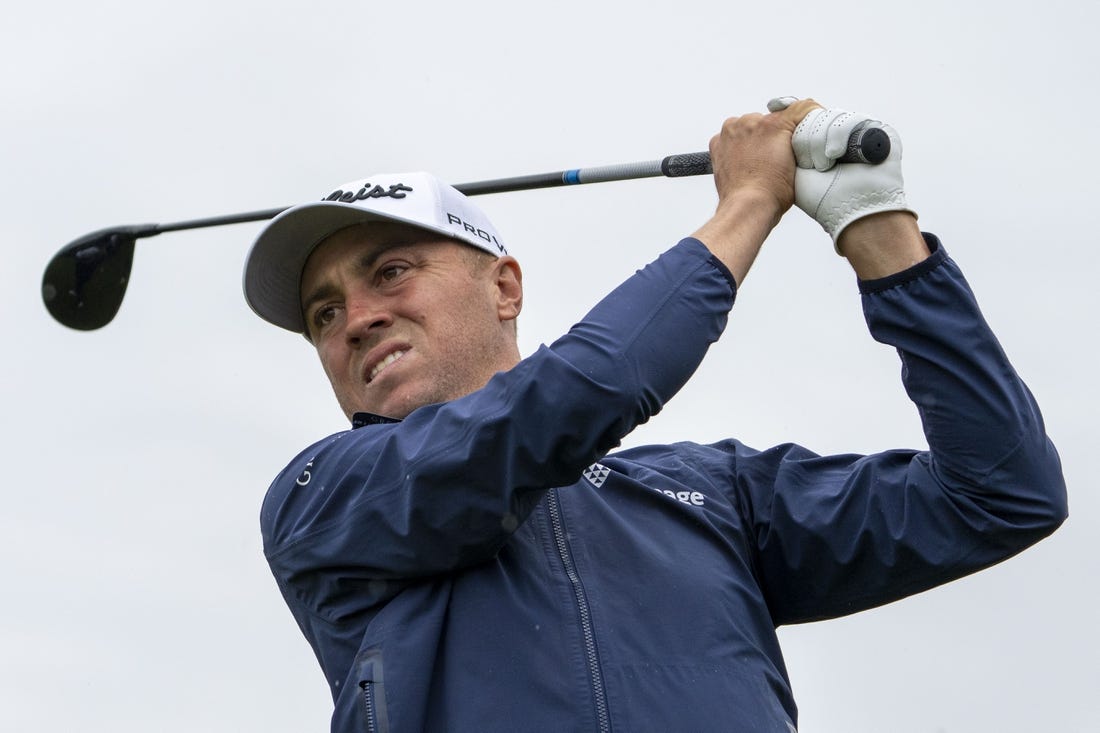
(323, 183), (413, 202)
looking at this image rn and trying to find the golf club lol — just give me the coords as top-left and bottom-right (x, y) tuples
(42, 126), (890, 331)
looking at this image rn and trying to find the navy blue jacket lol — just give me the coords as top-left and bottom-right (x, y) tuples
(261, 237), (1066, 732)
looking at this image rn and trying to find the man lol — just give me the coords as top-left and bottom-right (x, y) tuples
(242, 98), (1066, 732)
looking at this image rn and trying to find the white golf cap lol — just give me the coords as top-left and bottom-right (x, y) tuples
(243, 171), (507, 333)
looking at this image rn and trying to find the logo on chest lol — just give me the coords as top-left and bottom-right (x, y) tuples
(582, 463), (706, 508)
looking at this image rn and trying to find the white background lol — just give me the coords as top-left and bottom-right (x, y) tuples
(2, 1), (1097, 730)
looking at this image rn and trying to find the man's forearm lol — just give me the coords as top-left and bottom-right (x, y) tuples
(691, 191), (781, 286)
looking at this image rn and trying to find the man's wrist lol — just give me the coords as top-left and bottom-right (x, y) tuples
(837, 211), (929, 280)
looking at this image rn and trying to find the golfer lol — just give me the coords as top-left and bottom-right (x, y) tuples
(242, 98), (1066, 732)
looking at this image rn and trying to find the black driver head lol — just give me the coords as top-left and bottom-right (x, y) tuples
(41, 227), (147, 331)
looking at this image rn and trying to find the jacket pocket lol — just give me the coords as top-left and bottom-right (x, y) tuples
(357, 651), (390, 733)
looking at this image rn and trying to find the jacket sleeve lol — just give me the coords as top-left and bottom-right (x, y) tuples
(262, 238), (736, 585)
(744, 236), (1068, 625)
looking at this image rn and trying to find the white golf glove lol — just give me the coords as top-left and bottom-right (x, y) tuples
(768, 96), (916, 251)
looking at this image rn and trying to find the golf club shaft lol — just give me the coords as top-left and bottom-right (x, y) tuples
(453, 151), (713, 195)
(144, 124), (887, 236)
(44, 129), (890, 331)
(153, 208), (288, 234)
(140, 152), (713, 238)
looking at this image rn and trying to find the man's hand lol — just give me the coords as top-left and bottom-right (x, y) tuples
(770, 97), (918, 249)
(771, 97), (928, 277)
(708, 98), (823, 224)
(692, 99), (822, 285)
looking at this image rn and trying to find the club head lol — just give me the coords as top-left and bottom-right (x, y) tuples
(41, 226), (149, 330)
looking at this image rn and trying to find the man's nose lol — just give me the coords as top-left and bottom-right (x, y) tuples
(344, 298), (392, 344)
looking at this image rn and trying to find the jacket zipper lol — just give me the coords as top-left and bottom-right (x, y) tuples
(358, 654), (387, 733)
(361, 681), (377, 733)
(546, 488), (611, 732)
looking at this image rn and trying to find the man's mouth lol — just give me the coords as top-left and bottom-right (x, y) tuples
(368, 349), (408, 383)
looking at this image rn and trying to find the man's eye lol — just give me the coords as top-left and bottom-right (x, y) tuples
(378, 263), (408, 282)
(313, 305), (338, 328)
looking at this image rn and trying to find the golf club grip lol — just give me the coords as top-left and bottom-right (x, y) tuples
(661, 124), (891, 178)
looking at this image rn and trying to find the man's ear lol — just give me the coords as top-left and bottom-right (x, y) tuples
(493, 256), (523, 323)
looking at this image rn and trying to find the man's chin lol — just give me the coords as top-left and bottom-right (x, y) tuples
(348, 380), (462, 421)
(354, 391), (425, 421)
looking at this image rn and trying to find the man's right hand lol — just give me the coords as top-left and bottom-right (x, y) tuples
(691, 99), (823, 285)
(709, 97), (823, 225)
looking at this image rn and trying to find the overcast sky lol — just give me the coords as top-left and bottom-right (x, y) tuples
(3, 1), (1097, 731)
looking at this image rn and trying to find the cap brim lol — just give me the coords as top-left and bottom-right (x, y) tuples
(243, 202), (443, 333)
(244, 171), (506, 333)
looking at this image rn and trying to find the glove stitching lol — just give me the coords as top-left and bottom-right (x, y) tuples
(813, 170), (842, 222)
(823, 188), (909, 237)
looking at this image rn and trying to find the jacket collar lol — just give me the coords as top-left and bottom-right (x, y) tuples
(351, 412), (402, 429)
